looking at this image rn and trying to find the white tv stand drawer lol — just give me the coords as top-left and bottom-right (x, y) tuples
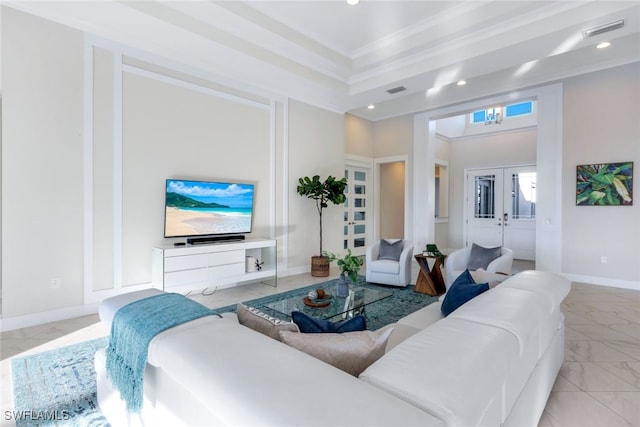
(164, 269), (209, 288)
(152, 238), (277, 294)
(164, 253), (209, 272)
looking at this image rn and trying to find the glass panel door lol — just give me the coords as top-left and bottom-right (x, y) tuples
(344, 166), (370, 256)
(467, 169), (504, 248)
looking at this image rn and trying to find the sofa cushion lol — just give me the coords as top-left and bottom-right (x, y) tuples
(498, 270), (571, 310)
(279, 325), (394, 376)
(448, 288), (543, 355)
(441, 270), (489, 316)
(292, 311), (366, 333)
(236, 303), (299, 341)
(378, 239), (403, 261)
(467, 243), (502, 270)
(360, 317), (519, 427)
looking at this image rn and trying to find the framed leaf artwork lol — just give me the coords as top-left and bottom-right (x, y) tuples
(576, 162), (633, 206)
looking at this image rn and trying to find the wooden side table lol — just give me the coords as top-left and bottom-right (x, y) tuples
(414, 254), (446, 296)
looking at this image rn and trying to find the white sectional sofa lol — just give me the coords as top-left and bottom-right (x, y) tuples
(95, 270), (570, 426)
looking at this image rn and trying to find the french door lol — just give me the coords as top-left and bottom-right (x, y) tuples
(343, 166), (370, 256)
(466, 166), (536, 260)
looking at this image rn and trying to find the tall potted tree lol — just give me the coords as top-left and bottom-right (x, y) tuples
(297, 175), (348, 276)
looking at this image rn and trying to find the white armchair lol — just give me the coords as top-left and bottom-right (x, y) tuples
(444, 245), (513, 287)
(365, 240), (413, 287)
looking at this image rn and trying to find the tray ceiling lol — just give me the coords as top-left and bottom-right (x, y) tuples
(6, 1), (640, 120)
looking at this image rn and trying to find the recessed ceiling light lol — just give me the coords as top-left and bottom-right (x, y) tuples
(347, 0), (359, 5)
(597, 42), (611, 49)
(367, 104), (375, 110)
(457, 80), (467, 86)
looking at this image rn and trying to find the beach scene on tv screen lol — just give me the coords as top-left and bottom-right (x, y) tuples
(165, 180), (254, 237)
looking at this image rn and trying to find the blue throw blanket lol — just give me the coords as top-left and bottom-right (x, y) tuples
(106, 293), (220, 412)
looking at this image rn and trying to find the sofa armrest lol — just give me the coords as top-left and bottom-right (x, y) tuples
(398, 241), (414, 270)
(99, 288), (164, 331)
(365, 241), (381, 277)
(444, 248), (469, 285)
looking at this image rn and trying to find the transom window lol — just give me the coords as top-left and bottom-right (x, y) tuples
(470, 101), (533, 124)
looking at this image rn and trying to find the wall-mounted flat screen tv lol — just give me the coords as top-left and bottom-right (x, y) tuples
(164, 179), (254, 238)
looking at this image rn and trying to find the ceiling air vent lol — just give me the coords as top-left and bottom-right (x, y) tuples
(583, 20), (624, 38)
(386, 86), (406, 94)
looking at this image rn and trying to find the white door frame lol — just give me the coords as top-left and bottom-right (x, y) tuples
(345, 155), (374, 254)
(413, 83), (563, 273)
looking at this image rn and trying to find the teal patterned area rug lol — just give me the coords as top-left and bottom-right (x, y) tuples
(217, 277), (439, 331)
(10, 337), (110, 427)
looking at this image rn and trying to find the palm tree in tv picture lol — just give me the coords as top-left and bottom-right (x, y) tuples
(297, 175), (348, 277)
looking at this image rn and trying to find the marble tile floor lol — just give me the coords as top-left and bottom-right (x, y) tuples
(1, 267), (639, 426)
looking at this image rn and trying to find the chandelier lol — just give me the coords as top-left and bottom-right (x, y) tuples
(485, 107), (503, 125)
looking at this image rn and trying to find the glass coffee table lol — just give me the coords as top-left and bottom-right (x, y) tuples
(262, 286), (393, 322)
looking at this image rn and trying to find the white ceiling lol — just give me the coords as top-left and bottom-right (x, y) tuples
(6, 1), (640, 121)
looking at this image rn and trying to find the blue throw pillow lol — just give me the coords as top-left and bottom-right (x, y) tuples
(291, 311), (366, 333)
(378, 239), (403, 261)
(441, 270), (489, 317)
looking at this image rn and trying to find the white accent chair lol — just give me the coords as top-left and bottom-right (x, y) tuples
(366, 240), (413, 287)
(445, 245), (513, 288)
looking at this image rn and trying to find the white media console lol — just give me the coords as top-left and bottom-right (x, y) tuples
(151, 238), (277, 294)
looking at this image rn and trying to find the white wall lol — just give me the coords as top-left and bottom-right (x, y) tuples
(119, 72), (271, 285)
(562, 63), (640, 286)
(0, 8), (346, 328)
(2, 8), (85, 319)
(373, 116), (414, 241)
(373, 115), (414, 158)
(345, 113), (374, 158)
(287, 100), (345, 270)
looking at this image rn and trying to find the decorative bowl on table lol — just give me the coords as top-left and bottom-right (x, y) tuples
(303, 289), (332, 307)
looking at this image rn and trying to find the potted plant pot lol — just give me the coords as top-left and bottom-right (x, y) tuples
(311, 255), (330, 277)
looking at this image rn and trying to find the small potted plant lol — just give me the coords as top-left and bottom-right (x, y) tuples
(297, 175), (348, 276)
(326, 249), (364, 297)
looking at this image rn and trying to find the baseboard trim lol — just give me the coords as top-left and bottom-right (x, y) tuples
(0, 303), (99, 332)
(1, 269), (314, 331)
(563, 273), (640, 292)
